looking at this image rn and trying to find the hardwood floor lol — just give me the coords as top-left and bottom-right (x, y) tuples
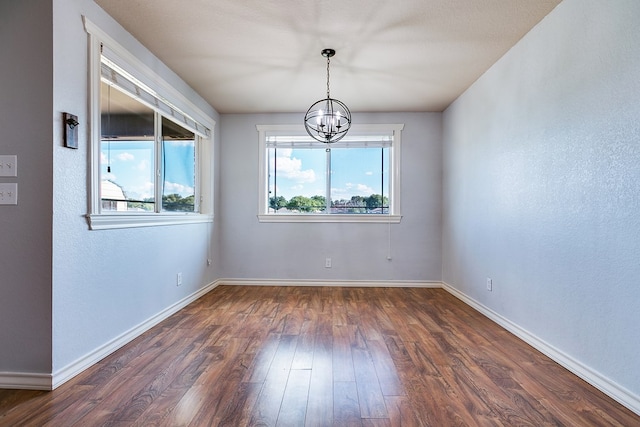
(1, 286), (638, 426)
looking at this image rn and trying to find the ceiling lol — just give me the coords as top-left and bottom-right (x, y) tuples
(95, 0), (562, 114)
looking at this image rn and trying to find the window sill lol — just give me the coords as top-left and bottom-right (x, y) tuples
(87, 213), (214, 230)
(257, 214), (402, 223)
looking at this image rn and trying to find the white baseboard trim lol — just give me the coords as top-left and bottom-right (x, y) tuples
(0, 372), (53, 390)
(441, 282), (640, 417)
(48, 280), (220, 390)
(215, 278), (441, 288)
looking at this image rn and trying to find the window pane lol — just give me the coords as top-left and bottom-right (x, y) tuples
(268, 147), (326, 213)
(330, 147), (390, 214)
(100, 82), (155, 212)
(162, 118), (196, 212)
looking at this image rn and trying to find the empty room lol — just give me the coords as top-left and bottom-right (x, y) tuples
(1, 0), (639, 425)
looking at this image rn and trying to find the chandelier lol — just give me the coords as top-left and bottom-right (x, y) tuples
(304, 49), (352, 143)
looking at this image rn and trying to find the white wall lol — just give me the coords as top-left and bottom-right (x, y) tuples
(443, 0), (640, 407)
(0, 0), (54, 375)
(219, 112), (442, 283)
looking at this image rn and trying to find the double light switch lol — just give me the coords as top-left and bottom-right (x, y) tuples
(0, 155), (18, 205)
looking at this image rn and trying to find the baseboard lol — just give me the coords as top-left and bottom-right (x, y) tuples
(441, 282), (640, 417)
(47, 281), (220, 390)
(216, 278), (442, 288)
(0, 372), (53, 390)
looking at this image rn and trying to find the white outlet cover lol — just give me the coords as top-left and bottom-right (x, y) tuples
(0, 183), (18, 205)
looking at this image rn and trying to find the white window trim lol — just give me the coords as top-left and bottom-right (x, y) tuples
(87, 212), (214, 230)
(257, 214), (401, 224)
(84, 17), (215, 230)
(257, 124), (403, 224)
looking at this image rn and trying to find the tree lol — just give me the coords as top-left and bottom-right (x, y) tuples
(350, 195), (366, 207)
(286, 195), (326, 212)
(287, 195), (310, 212)
(345, 195), (365, 213)
(269, 195), (287, 211)
(128, 197), (155, 211)
(162, 193), (195, 212)
(310, 195), (326, 212)
(364, 194), (389, 212)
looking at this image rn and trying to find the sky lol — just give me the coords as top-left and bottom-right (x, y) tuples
(269, 146), (389, 201)
(102, 140), (387, 204)
(101, 139), (195, 201)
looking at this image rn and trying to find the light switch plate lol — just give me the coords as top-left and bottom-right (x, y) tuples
(0, 183), (18, 205)
(0, 155), (17, 177)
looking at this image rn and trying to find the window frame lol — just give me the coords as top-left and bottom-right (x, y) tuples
(84, 18), (215, 230)
(257, 124), (403, 223)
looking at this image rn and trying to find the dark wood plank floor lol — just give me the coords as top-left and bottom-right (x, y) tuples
(1, 286), (638, 426)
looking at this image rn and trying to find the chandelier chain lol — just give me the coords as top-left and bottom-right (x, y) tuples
(326, 56), (331, 98)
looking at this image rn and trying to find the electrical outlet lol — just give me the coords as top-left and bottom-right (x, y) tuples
(0, 183), (18, 205)
(0, 155), (17, 177)
(207, 259), (212, 266)
(486, 278), (492, 291)
(177, 272), (183, 286)
(325, 258), (332, 268)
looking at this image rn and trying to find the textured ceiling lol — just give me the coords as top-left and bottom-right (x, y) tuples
(95, 0), (562, 114)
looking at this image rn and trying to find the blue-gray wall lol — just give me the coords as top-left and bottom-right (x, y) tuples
(50, 0), (220, 376)
(0, 0), (220, 384)
(0, 0), (54, 375)
(443, 0), (640, 404)
(218, 112), (442, 283)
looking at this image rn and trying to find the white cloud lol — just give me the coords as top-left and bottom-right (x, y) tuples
(273, 151), (316, 183)
(355, 183), (375, 194)
(365, 171), (373, 176)
(136, 159), (150, 171)
(164, 181), (194, 197)
(127, 181), (154, 200)
(279, 148), (293, 157)
(332, 183), (376, 200)
(117, 152), (135, 161)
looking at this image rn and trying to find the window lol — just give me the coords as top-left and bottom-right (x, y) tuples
(100, 85), (196, 213)
(84, 18), (214, 230)
(257, 124), (403, 223)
